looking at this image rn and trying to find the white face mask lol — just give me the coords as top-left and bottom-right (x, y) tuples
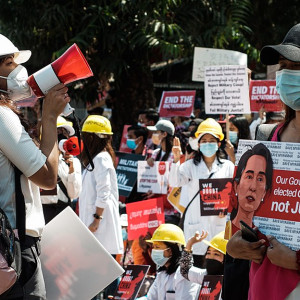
(189, 137), (199, 151)
(0, 65), (32, 101)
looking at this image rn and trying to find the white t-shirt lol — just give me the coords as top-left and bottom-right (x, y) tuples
(0, 106), (46, 237)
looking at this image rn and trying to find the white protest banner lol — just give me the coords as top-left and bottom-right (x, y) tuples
(229, 139), (300, 250)
(40, 207), (124, 300)
(204, 65), (250, 114)
(137, 161), (169, 194)
(192, 47), (247, 82)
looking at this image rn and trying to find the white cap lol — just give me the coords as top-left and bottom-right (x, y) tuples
(120, 214), (128, 227)
(0, 34), (31, 64)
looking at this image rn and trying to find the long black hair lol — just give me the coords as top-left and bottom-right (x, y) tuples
(230, 116), (251, 140)
(155, 132), (173, 161)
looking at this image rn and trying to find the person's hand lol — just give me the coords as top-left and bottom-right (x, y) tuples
(42, 83), (70, 118)
(266, 236), (298, 270)
(63, 153), (74, 173)
(139, 232), (152, 252)
(226, 230), (267, 264)
(88, 219), (100, 232)
(147, 157), (155, 167)
(218, 211), (226, 218)
(224, 140), (235, 163)
(258, 105), (266, 120)
(143, 191), (155, 199)
(186, 230), (208, 251)
(172, 137), (181, 163)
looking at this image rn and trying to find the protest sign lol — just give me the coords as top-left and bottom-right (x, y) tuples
(249, 80), (283, 112)
(113, 265), (150, 300)
(158, 90), (196, 117)
(126, 198), (165, 240)
(204, 65), (250, 114)
(199, 178), (232, 216)
(192, 47), (247, 82)
(137, 161), (169, 194)
(116, 152), (145, 197)
(198, 275), (223, 300)
(40, 207), (124, 300)
(167, 187), (185, 214)
(119, 125), (132, 153)
(229, 139), (300, 250)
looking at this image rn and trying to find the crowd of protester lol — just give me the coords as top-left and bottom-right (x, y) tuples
(1, 23), (300, 300)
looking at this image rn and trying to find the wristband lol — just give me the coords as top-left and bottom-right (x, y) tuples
(93, 213), (103, 220)
(184, 248), (193, 254)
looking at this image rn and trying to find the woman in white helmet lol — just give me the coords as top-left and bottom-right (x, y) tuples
(0, 35), (69, 299)
(79, 115), (123, 298)
(142, 223), (199, 300)
(169, 118), (234, 269)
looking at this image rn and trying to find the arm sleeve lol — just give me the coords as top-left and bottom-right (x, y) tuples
(0, 107), (46, 177)
(65, 157), (82, 199)
(94, 155), (113, 208)
(169, 161), (191, 187)
(147, 277), (158, 300)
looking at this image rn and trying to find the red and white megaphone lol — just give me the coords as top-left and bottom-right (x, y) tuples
(27, 44), (93, 116)
(58, 136), (84, 156)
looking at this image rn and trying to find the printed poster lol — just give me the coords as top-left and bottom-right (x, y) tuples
(158, 90), (196, 117)
(126, 197), (165, 240)
(116, 152), (145, 197)
(137, 161), (169, 194)
(192, 47), (247, 82)
(113, 265), (150, 300)
(198, 275), (223, 300)
(40, 207), (124, 300)
(167, 187), (185, 214)
(199, 178), (233, 216)
(204, 65), (250, 114)
(228, 139), (300, 250)
(249, 80), (283, 112)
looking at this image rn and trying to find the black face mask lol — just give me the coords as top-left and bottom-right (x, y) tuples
(206, 259), (224, 275)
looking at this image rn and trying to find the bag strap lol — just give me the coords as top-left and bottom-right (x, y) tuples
(58, 178), (71, 203)
(14, 167), (26, 244)
(178, 172), (215, 229)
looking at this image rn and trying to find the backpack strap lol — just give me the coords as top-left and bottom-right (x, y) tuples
(58, 178), (71, 203)
(14, 168), (26, 244)
(255, 124), (278, 141)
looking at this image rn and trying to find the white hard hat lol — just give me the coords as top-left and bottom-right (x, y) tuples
(0, 34), (31, 64)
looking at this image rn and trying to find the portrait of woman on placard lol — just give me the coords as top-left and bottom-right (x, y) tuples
(229, 143), (274, 231)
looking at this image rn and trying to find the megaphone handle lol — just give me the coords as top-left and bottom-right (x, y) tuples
(61, 103), (75, 117)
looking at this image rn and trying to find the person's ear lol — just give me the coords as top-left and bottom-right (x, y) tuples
(233, 180), (238, 195)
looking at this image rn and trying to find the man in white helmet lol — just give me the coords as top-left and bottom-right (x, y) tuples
(0, 34), (70, 299)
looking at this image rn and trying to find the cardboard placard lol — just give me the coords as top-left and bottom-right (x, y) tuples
(126, 198), (165, 240)
(192, 47), (247, 82)
(204, 65), (250, 114)
(113, 265), (150, 300)
(116, 152), (145, 197)
(158, 90), (196, 117)
(199, 178), (233, 216)
(249, 80), (283, 112)
(198, 275), (223, 300)
(137, 161), (169, 194)
(40, 207), (124, 300)
(167, 187), (185, 214)
(229, 140), (300, 250)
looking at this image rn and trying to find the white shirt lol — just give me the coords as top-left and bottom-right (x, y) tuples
(169, 158), (234, 254)
(0, 106), (46, 237)
(41, 154), (81, 204)
(79, 151), (123, 254)
(147, 267), (199, 300)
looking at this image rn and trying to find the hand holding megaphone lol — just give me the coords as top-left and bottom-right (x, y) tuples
(27, 44), (93, 116)
(59, 136), (84, 156)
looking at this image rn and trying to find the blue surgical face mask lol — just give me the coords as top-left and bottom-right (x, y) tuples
(229, 131), (238, 144)
(122, 228), (128, 241)
(276, 69), (300, 111)
(151, 249), (170, 266)
(126, 138), (137, 150)
(200, 143), (218, 158)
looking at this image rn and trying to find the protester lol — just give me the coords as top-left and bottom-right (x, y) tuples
(169, 118), (234, 268)
(224, 115), (252, 163)
(227, 23), (300, 300)
(180, 231), (228, 298)
(126, 124), (149, 157)
(145, 224), (199, 300)
(79, 115), (123, 299)
(41, 116), (81, 224)
(0, 34), (70, 299)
